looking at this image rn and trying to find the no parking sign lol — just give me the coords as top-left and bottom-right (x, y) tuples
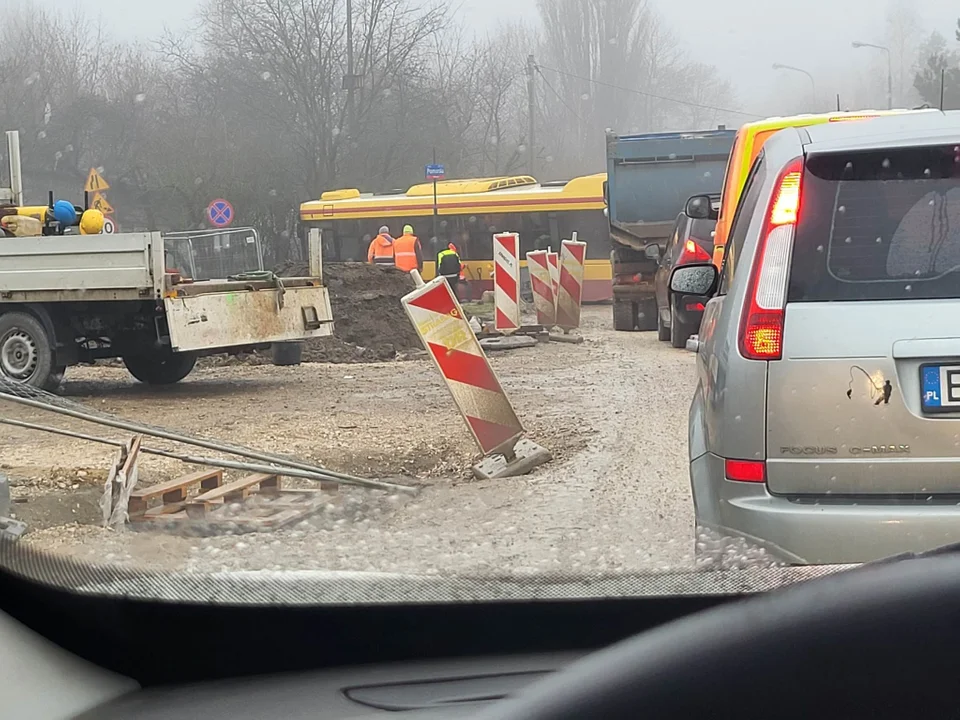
(206, 198), (235, 228)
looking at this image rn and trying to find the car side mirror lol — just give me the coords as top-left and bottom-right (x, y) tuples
(644, 244), (662, 261)
(670, 263), (718, 297)
(685, 194), (717, 221)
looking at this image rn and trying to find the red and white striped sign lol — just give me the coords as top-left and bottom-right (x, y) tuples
(557, 240), (587, 330)
(547, 251), (560, 308)
(525, 250), (556, 327)
(493, 232), (521, 334)
(402, 277), (524, 456)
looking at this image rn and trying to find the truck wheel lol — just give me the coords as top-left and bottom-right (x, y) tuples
(123, 351), (197, 385)
(635, 299), (658, 332)
(657, 308), (670, 341)
(0, 311), (58, 390)
(612, 300), (635, 331)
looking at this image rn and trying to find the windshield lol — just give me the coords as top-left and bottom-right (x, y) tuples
(3, 0), (960, 603)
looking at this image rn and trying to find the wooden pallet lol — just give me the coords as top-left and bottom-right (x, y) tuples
(185, 473), (281, 519)
(128, 469), (330, 536)
(128, 469), (223, 520)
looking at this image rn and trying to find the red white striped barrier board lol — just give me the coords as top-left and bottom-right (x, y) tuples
(547, 251), (560, 310)
(493, 232), (521, 334)
(557, 240), (587, 330)
(525, 250), (556, 327)
(402, 277), (524, 457)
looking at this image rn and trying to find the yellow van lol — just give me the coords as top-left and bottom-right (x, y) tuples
(710, 109), (931, 268)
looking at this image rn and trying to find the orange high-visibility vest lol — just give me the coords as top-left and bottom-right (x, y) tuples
(367, 234), (395, 264)
(393, 233), (420, 272)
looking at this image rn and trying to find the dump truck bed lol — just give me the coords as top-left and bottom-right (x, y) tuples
(605, 128), (736, 245)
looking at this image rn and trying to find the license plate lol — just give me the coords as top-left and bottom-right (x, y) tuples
(921, 364), (960, 413)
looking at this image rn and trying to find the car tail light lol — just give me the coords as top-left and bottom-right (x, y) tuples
(685, 302), (705, 312)
(738, 157), (803, 361)
(725, 459), (766, 483)
(677, 239), (712, 265)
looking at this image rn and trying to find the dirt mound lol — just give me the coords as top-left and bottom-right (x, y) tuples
(265, 262), (422, 364)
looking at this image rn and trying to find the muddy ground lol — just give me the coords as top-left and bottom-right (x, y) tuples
(1, 306), (699, 576)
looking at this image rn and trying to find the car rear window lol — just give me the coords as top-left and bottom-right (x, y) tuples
(788, 144), (960, 302)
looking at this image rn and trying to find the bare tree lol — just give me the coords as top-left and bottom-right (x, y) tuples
(885, 0), (923, 106)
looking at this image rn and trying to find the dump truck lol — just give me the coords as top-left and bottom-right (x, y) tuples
(605, 127), (735, 331)
(0, 130), (333, 389)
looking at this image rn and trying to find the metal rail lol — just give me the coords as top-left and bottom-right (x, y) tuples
(1, 418), (415, 493)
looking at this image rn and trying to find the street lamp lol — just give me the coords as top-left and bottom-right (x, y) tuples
(852, 41), (892, 110)
(772, 63), (817, 108)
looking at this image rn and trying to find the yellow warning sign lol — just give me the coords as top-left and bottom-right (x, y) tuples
(85, 168), (110, 193)
(90, 192), (115, 215)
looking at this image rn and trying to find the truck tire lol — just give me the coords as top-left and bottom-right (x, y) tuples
(123, 351), (197, 385)
(612, 300), (635, 331)
(635, 299), (658, 332)
(271, 341), (304, 366)
(0, 311), (59, 391)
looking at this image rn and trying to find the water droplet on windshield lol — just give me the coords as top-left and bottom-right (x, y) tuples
(924, 168), (932, 177)
(260, 71), (272, 81)
(881, 158), (891, 168)
(845, 162), (853, 171)
(837, 205), (846, 214)
(844, 237), (852, 244)
(816, 245), (825, 253)
(876, 237), (883, 243)
(194, 176), (203, 185)
(905, 284), (913, 292)
(134, 93), (146, 103)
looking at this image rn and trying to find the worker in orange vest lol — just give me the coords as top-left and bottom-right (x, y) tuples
(367, 226), (395, 265)
(393, 224), (423, 273)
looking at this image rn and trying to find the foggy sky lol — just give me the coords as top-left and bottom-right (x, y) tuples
(31, 0), (960, 109)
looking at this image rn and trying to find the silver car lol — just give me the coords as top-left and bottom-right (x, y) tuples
(671, 110), (960, 568)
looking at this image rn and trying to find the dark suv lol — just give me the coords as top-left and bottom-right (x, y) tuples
(653, 195), (719, 347)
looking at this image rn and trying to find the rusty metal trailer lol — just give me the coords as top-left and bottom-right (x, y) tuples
(0, 229), (333, 389)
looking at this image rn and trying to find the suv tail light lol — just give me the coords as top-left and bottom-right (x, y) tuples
(738, 157), (803, 361)
(677, 239), (712, 265)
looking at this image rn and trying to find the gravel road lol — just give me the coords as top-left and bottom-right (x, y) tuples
(2, 306), (698, 576)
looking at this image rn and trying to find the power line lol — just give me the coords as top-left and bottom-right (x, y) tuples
(536, 64), (764, 119)
(536, 66), (586, 124)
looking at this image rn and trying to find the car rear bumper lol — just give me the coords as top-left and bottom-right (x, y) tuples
(692, 452), (960, 565)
